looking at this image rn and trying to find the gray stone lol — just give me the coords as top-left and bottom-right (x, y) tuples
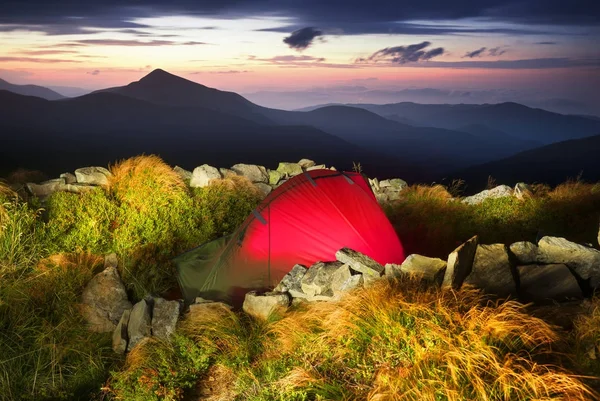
(26, 178), (66, 197)
(152, 298), (181, 339)
(330, 166), (337, 171)
(518, 264), (583, 302)
(464, 244), (517, 297)
(537, 236), (600, 288)
(173, 166), (192, 182)
(306, 164), (326, 171)
(369, 178), (380, 191)
(231, 164), (269, 183)
(60, 172), (77, 184)
(190, 164), (222, 188)
(274, 264), (308, 297)
(400, 254), (447, 282)
(112, 309), (130, 354)
(269, 170), (283, 186)
(243, 291), (289, 320)
(330, 264), (352, 294)
(442, 236), (479, 290)
(62, 183), (96, 194)
(219, 168), (237, 178)
(104, 253), (118, 269)
(298, 159), (316, 169)
(127, 300), (152, 351)
(384, 263), (402, 279)
(276, 162), (303, 178)
(74, 167), (112, 186)
(462, 185), (513, 206)
(375, 192), (389, 204)
(514, 183), (533, 200)
(510, 241), (539, 265)
(254, 183), (272, 197)
(378, 179), (391, 188)
(338, 274), (363, 293)
(335, 248), (384, 278)
(80, 266), (132, 333)
(388, 178), (408, 190)
(301, 261), (344, 297)
(383, 187), (403, 201)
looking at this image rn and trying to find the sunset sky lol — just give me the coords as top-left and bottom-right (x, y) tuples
(1, 1), (599, 111)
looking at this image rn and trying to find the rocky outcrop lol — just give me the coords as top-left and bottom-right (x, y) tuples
(537, 236), (600, 288)
(276, 162), (303, 178)
(398, 254), (446, 283)
(518, 264), (583, 302)
(301, 261), (345, 297)
(231, 164), (269, 184)
(442, 236), (478, 290)
(243, 291), (290, 320)
(464, 244), (517, 297)
(190, 165), (221, 188)
(254, 183), (272, 197)
(510, 241), (538, 265)
(74, 167), (112, 186)
(462, 185), (513, 205)
(273, 264), (308, 298)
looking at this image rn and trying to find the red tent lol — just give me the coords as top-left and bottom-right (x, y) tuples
(175, 169), (405, 304)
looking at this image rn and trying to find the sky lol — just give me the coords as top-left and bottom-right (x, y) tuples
(1, 0), (599, 112)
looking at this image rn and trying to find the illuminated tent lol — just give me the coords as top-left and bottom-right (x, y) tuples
(175, 169), (405, 304)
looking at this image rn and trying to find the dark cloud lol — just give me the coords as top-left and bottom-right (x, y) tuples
(464, 47), (487, 58)
(87, 69), (100, 75)
(536, 41), (558, 45)
(75, 39), (207, 46)
(365, 42), (445, 64)
(488, 46), (507, 56)
(283, 27), (323, 50)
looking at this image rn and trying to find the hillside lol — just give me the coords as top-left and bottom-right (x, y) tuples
(0, 77), (65, 100)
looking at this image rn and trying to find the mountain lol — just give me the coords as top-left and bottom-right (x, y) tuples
(0, 90), (413, 180)
(449, 134), (600, 191)
(0, 78), (65, 100)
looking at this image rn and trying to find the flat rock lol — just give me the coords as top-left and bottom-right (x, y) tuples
(462, 185), (513, 206)
(276, 162), (303, 178)
(400, 254), (446, 282)
(80, 266), (132, 333)
(173, 166), (193, 182)
(127, 300), (152, 351)
(152, 298), (181, 339)
(301, 261), (344, 297)
(518, 264), (583, 302)
(254, 183), (272, 197)
(243, 291), (289, 320)
(190, 164), (222, 188)
(442, 236), (478, 290)
(231, 164), (269, 183)
(464, 244), (517, 297)
(112, 309), (130, 354)
(274, 264), (308, 297)
(510, 241), (539, 265)
(537, 236), (600, 288)
(335, 248), (384, 277)
(74, 167), (112, 186)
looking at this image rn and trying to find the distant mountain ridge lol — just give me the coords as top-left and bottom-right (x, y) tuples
(0, 78), (65, 101)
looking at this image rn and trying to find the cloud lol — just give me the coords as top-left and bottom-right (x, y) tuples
(365, 42), (445, 64)
(87, 69), (100, 75)
(0, 56), (81, 63)
(250, 55), (358, 69)
(400, 58), (600, 69)
(488, 46), (507, 56)
(283, 27), (323, 50)
(463, 47), (487, 58)
(75, 39), (208, 46)
(536, 41), (558, 45)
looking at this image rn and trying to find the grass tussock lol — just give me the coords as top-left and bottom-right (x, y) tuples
(572, 297), (600, 379)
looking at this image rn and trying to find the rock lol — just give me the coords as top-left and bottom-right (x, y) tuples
(104, 253), (118, 269)
(330, 264), (352, 294)
(383, 187), (403, 201)
(442, 236), (479, 290)
(301, 261), (344, 297)
(274, 264), (308, 297)
(254, 183), (272, 197)
(60, 172), (77, 184)
(462, 185), (513, 206)
(80, 266), (132, 333)
(152, 298), (181, 339)
(219, 168), (237, 178)
(26, 178), (66, 197)
(337, 274), (364, 293)
(510, 241), (539, 265)
(384, 263), (402, 279)
(378, 179), (391, 188)
(231, 164), (269, 183)
(112, 309), (130, 354)
(188, 301), (232, 318)
(306, 164), (326, 171)
(335, 248), (384, 278)
(514, 183), (533, 200)
(298, 159), (316, 169)
(388, 178), (408, 190)
(243, 291), (289, 320)
(464, 244), (517, 297)
(330, 166), (337, 171)
(127, 300), (152, 351)
(74, 167), (112, 186)
(173, 166), (192, 182)
(369, 178), (380, 191)
(518, 264), (583, 302)
(400, 254), (446, 282)
(62, 183), (96, 194)
(537, 236), (600, 288)
(269, 170), (283, 186)
(276, 162), (303, 178)
(190, 164), (222, 188)
(375, 192), (389, 204)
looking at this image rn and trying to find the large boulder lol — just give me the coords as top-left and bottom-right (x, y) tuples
(462, 185), (513, 206)
(335, 248), (384, 277)
(173, 166), (193, 183)
(243, 291), (289, 320)
(518, 264), (583, 302)
(231, 164), (269, 183)
(337, 274), (364, 293)
(269, 170), (283, 186)
(80, 266), (132, 332)
(26, 178), (65, 197)
(190, 165), (222, 188)
(152, 298), (181, 339)
(510, 241), (539, 265)
(276, 162), (303, 178)
(274, 264), (308, 298)
(399, 254), (446, 282)
(330, 264), (352, 294)
(112, 309), (131, 354)
(301, 261), (344, 297)
(254, 183), (272, 197)
(127, 300), (152, 351)
(537, 236), (600, 288)
(442, 236), (478, 290)
(60, 172), (77, 184)
(74, 167), (112, 186)
(464, 244), (517, 297)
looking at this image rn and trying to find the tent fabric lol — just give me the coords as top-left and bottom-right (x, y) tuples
(175, 169), (405, 304)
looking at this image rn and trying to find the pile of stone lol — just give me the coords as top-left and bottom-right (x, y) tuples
(461, 183), (533, 205)
(368, 178), (408, 203)
(79, 253), (182, 354)
(25, 167), (111, 199)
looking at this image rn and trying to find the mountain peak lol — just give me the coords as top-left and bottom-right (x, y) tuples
(140, 68), (183, 83)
